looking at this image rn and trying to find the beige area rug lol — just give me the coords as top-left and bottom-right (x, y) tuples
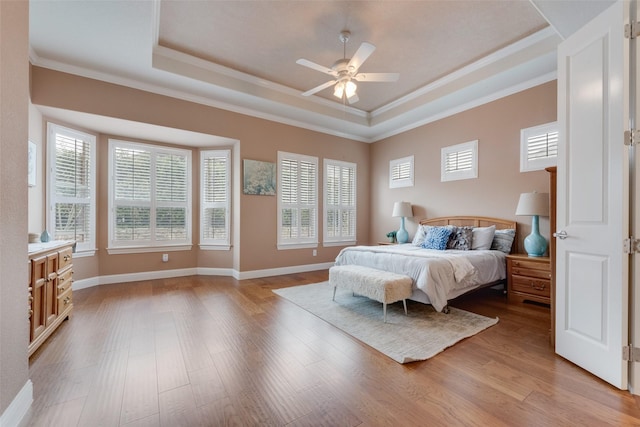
(273, 282), (498, 364)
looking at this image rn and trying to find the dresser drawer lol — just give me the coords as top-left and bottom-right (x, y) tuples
(509, 258), (550, 272)
(58, 247), (73, 271)
(57, 288), (73, 315)
(57, 268), (73, 294)
(511, 275), (551, 299)
(510, 266), (550, 280)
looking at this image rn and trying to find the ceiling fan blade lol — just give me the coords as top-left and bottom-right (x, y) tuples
(347, 42), (375, 72)
(353, 72), (399, 82)
(301, 79), (337, 97)
(296, 59), (337, 76)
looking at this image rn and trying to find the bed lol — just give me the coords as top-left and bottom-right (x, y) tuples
(333, 216), (517, 312)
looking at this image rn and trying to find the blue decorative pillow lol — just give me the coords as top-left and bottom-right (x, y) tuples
(421, 226), (453, 250)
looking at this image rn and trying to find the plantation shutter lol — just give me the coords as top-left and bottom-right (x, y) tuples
(50, 125), (96, 252)
(110, 140), (191, 248)
(278, 152), (318, 247)
(201, 151), (230, 245)
(155, 153), (188, 241)
(324, 160), (356, 243)
(441, 140), (478, 182)
(445, 149), (473, 173)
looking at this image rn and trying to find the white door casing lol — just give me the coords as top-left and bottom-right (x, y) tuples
(556, 0), (630, 389)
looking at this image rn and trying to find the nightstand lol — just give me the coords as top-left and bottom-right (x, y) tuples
(506, 254), (551, 305)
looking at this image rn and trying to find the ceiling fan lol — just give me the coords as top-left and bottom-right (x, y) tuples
(296, 30), (399, 105)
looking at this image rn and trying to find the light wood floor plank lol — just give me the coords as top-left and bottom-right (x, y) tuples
(20, 271), (640, 426)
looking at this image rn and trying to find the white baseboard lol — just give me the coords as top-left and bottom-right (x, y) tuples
(0, 380), (32, 427)
(72, 262), (333, 289)
(236, 262), (334, 280)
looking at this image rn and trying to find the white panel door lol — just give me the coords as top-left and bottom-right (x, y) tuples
(556, 0), (630, 389)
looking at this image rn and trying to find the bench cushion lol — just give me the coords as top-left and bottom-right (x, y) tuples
(329, 265), (412, 304)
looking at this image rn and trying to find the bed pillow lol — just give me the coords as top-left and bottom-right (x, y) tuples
(412, 225), (429, 246)
(491, 228), (516, 253)
(446, 226), (473, 250)
(471, 225), (496, 250)
(421, 226), (453, 250)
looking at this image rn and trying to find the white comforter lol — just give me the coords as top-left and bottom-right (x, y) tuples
(333, 244), (506, 312)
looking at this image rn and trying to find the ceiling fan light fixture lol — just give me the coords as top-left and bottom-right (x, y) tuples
(345, 80), (357, 98)
(333, 81), (345, 98)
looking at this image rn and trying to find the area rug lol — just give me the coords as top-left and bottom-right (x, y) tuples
(273, 281), (498, 364)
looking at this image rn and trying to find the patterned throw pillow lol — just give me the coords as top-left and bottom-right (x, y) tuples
(491, 228), (516, 253)
(421, 226), (453, 250)
(447, 226), (473, 250)
(412, 225), (429, 246)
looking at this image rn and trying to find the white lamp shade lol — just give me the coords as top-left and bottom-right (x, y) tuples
(515, 192), (549, 216)
(392, 201), (413, 218)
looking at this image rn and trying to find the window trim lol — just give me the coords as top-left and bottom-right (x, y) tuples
(520, 122), (558, 172)
(277, 151), (319, 250)
(200, 149), (231, 251)
(46, 122), (97, 256)
(441, 140), (478, 182)
(107, 139), (192, 253)
(389, 155), (414, 188)
(323, 158), (357, 247)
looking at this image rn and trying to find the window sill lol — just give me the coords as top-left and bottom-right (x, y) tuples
(106, 245), (192, 255)
(323, 240), (356, 247)
(277, 243), (318, 250)
(199, 244), (231, 251)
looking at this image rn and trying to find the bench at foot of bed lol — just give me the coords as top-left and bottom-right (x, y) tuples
(329, 265), (413, 322)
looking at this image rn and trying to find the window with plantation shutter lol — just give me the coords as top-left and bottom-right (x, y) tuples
(108, 139), (191, 253)
(278, 151), (318, 249)
(389, 155), (414, 188)
(47, 123), (96, 255)
(200, 150), (230, 249)
(441, 140), (478, 182)
(520, 122), (558, 172)
(324, 159), (356, 245)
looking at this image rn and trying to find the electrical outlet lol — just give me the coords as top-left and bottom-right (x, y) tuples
(162, 253), (168, 262)
(313, 249), (317, 256)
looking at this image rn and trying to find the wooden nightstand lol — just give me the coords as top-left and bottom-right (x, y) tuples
(506, 254), (551, 305)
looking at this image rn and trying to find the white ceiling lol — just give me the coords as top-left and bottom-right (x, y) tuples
(29, 0), (615, 144)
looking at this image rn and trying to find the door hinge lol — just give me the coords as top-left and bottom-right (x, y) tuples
(625, 21), (640, 39)
(624, 238), (640, 254)
(623, 346), (640, 362)
(624, 129), (640, 146)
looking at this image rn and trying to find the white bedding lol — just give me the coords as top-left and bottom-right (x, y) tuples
(333, 244), (507, 312)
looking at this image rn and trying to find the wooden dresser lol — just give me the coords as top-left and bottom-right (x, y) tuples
(506, 254), (551, 305)
(28, 241), (74, 357)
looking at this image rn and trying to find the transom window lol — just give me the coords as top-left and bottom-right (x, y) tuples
(520, 122), (558, 172)
(441, 140), (478, 182)
(389, 155), (414, 188)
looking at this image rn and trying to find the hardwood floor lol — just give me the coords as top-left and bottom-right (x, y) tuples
(20, 271), (640, 426)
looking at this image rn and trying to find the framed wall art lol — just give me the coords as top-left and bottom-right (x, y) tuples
(243, 159), (276, 195)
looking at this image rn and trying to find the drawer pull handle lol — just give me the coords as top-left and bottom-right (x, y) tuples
(531, 282), (546, 291)
(64, 296), (71, 305)
(63, 255), (71, 261)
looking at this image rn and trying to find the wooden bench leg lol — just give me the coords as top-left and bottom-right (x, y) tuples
(383, 303), (387, 323)
(403, 299), (407, 316)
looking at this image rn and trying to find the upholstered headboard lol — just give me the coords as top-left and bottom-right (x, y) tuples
(419, 216), (517, 253)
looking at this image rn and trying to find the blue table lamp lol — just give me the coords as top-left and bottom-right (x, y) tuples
(515, 192), (549, 257)
(392, 201), (413, 244)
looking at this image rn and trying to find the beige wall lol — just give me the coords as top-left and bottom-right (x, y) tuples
(1, 0), (30, 416)
(370, 81), (557, 253)
(30, 66), (371, 279)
